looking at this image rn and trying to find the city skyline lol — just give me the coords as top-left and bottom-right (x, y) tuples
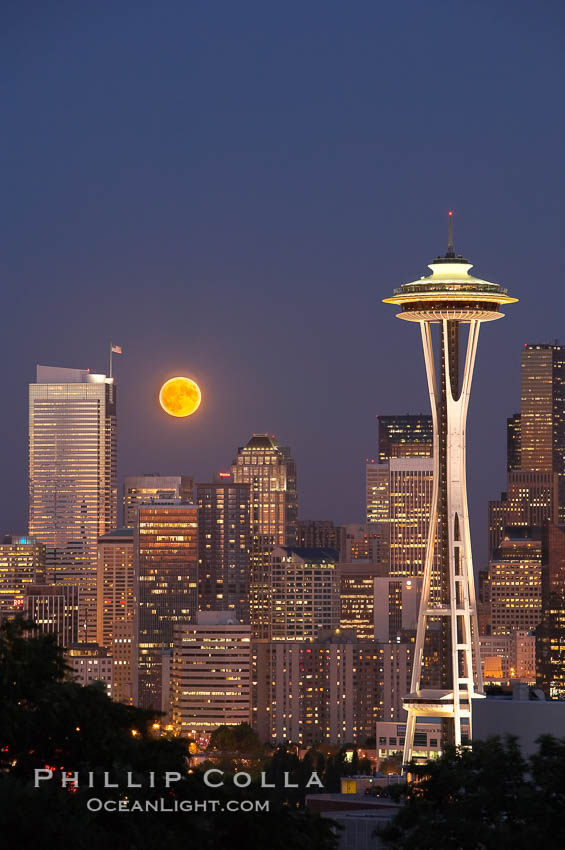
(2, 3), (564, 573)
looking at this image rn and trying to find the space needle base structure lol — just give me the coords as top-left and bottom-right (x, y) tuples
(384, 215), (517, 765)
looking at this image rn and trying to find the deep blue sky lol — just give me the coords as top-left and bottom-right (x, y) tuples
(2, 0), (564, 566)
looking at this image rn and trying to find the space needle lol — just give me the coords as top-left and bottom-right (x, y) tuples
(384, 214), (517, 764)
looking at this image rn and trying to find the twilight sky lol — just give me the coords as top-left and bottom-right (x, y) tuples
(2, 0), (565, 566)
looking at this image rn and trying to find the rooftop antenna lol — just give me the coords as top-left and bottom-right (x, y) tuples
(447, 210), (454, 256)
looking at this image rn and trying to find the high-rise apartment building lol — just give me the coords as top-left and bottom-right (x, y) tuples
(377, 414), (433, 462)
(29, 366), (117, 641)
(489, 530), (543, 636)
(0, 535), (45, 619)
(123, 475), (193, 528)
(96, 528), (134, 703)
(133, 500), (198, 711)
(170, 612), (251, 743)
(339, 562), (382, 640)
(232, 434), (297, 638)
(253, 631), (380, 746)
(67, 644), (113, 697)
(269, 546), (340, 640)
(196, 478), (250, 622)
(520, 344), (565, 519)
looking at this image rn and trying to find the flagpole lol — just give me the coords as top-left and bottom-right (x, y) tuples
(109, 342), (113, 380)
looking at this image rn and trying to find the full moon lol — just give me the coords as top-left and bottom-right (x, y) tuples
(159, 376), (202, 418)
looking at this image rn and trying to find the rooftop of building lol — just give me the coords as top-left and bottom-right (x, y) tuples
(275, 546), (339, 562)
(98, 528), (134, 541)
(242, 434), (279, 450)
(35, 365), (111, 384)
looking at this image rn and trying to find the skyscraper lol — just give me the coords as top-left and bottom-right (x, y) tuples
(97, 528), (134, 702)
(366, 457), (437, 581)
(520, 344), (565, 519)
(384, 218), (517, 761)
(133, 500), (198, 711)
(489, 529), (543, 636)
(123, 475), (193, 527)
(377, 414), (433, 462)
(232, 434), (297, 638)
(196, 477), (250, 621)
(29, 365), (117, 640)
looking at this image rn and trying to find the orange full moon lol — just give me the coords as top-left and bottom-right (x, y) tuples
(159, 376), (202, 418)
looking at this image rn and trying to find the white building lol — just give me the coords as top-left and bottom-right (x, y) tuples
(67, 644), (113, 697)
(170, 611), (251, 744)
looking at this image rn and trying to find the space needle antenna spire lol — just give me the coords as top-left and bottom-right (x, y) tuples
(447, 210), (454, 257)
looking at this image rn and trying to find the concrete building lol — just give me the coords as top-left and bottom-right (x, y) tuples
(232, 434), (297, 639)
(67, 643), (113, 697)
(134, 500), (198, 710)
(123, 474), (193, 528)
(376, 720), (442, 770)
(196, 478), (250, 622)
(269, 546), (340, 640)
(253, 631), (380, 747)
(29, 365), (117, 641)
(171, 612), (251, 744)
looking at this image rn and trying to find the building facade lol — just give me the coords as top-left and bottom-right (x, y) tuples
(489, 530), (543, 636)
(377, 414), (433, 463)
(171, 612), (251, 743)
(520, 345), (565, 519)
(123, 475), (193, 528)
(24, 583), (81, 646)
(269, 546), (340, 641)
(0, 535), (45, 619)
(232, 434), (297, 639)
(29, 365), (117, 641)
(197, 478), (250, 622)
(134, 501), (198, 711)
